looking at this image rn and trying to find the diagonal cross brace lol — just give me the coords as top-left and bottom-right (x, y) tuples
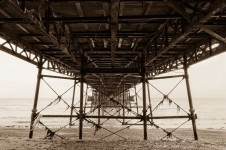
(146, 0), (226, 66)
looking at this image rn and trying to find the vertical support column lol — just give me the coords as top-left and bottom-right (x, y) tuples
(98, 81), (101, 125)
(147, 80), (153, 123)
(141, 54), (147, 140)
(29, 58), (42, 138)
(122, 79), (125, 124)
(184, 55), (198, 140)
(70, 79), (77, 126)
(79, 73), (84, 140)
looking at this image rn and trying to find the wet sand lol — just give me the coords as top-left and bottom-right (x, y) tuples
(0, 127), (226, 150)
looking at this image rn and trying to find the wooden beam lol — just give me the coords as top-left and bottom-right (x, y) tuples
(164, 0), (190, 20)
(202, 26), (226, 44)
(132, 2), (153, 51)
(118, 2), (124, 48)
(75, 2), (87, 30)
(110, 0), (119, 67)
(75, 2), (95, 49)
(103, 2), (109, 48)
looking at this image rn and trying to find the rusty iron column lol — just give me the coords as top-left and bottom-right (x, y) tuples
(142, 55), (147, 140)
(79, 73), (84, 140)
(98, 81), (101, 125)
(70, 79), (77, 126)
(142, 73), (147, 140)
(184, 55), (198, 140)
(29, 57), (42, 138)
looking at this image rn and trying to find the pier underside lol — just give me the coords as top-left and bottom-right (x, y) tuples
(1, 0), (226, 140)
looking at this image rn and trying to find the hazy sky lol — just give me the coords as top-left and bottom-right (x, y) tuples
(0, 49), (226, 99)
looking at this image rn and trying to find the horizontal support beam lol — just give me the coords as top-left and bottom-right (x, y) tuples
(86, 50), (141, 55)
(18, 32), (210, 40)
(41, 75), (79, 80)
(72, 106), (144, 108)
(82, 68), (140, 74)
(1, 17), (222, 25)
(0, 15), (183, 24)
(147, 75), (184, 80)
(42, 115), (190, 119)
(86, 115), (190, 119)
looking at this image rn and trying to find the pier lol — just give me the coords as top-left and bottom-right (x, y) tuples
(1, 0), (226, 141)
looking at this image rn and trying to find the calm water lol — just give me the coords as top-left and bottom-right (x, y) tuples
(0, 98), (225, 130)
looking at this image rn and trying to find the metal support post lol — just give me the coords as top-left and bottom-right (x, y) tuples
(184, 55), (198, 140)
(29, 58), (42, 138)
(79, 73), (84, 140)
(70, 79), (77, 126)
(142, 55), (147, 140)
(142, 73), (147, 140)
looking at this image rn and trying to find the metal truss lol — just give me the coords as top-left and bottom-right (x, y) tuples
(1, 0), (226, 83)
(148, 37), (226, 76)
(29, 73), (79, 138)
(146, 74), (196, 140)
(1, 0), (226, 142)
(0, 37), (76, 76)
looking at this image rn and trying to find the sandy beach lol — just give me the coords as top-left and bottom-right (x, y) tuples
(0, 126), (225, 150)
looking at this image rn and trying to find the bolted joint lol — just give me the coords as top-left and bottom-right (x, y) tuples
(80, 69), (87, 76)
(190, 23), (202, 33)
(57, 95), (62, 100)
(141, 115), (148, 122)
(194, 114), (198, 119)
(79, 109), (83, 114)
(190, 108), (195, 113)
(163, 95), (168, 99)
(78, 113), (85, 119)
(184, 74), (188, 79)
(122, 122), (128, 125)
(31, 109), (37, 113)
(142, 109), (147, 113)
(146, 116), (150, 122)
(30, 111), (38, 121)
(189, 113), (197, 120)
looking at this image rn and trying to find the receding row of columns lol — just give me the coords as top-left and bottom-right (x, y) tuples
(28, 56), (198, 141)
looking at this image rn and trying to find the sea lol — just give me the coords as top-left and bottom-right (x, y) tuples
(0, 98), (225, 130)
